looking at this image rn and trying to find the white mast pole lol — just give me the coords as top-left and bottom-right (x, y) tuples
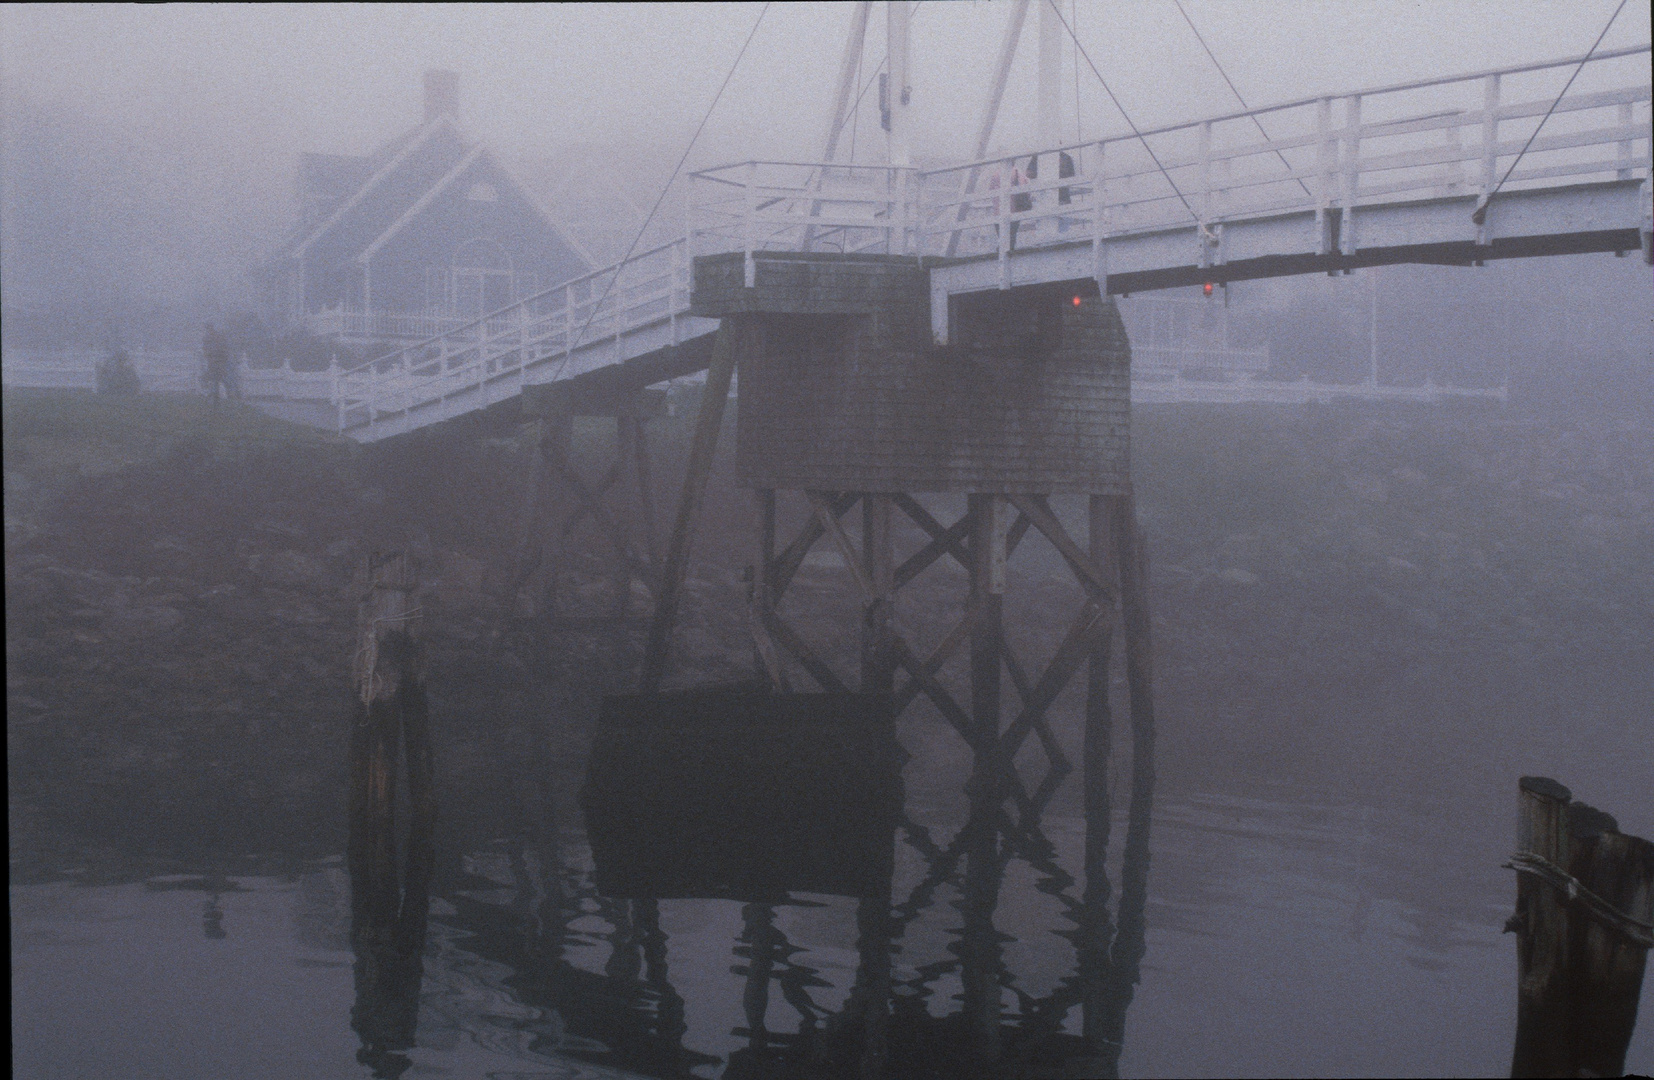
(886, 0), (912, 168)
(823, 1), (873, 162)
(1037, 0), (1063, 148)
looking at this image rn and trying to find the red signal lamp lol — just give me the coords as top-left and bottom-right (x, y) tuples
(1072, 295), (1083, 307)
(1202, 282), (1214, 297)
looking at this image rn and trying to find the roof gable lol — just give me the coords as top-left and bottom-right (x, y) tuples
(286, 115), (465, 260)
(356, 146), (593, 275)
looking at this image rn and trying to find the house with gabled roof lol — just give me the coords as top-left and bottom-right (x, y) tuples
(259, 71), (591, 346)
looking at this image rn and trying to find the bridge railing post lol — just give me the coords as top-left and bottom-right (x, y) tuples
(1616, 101), (1634, 181)
(1478, 74), (1501, 244)
(997, 160), (1012, 289)
(1316, 96), (1334, 254)
(1091, 141), (1109, 285)
(1342, 95), (1362, 256)
(744, 160), (758, 288)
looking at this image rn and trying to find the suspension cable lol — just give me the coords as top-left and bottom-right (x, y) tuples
(1043, 0), (1198, 222)
(1474, 0), (1630, 224)
(1170, 0), (1312, 199)
(558, 2), (771, 374)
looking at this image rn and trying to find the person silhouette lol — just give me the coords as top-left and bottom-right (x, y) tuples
(201, 322), (234, 404)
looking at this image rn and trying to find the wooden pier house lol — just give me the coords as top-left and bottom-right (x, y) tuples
(620, 245), (1157, 1070)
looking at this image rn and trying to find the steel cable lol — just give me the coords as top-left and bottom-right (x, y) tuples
(1473, 0), (1631, 225)
(556, 2), (772, 377)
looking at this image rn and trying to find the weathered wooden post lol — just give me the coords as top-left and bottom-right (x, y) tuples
(348, 551), (435, 1067)
(1508, 776), (1654, 1078)
(641, 316), (752, 691)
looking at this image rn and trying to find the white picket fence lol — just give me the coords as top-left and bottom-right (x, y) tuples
(2, 347), (204, 394)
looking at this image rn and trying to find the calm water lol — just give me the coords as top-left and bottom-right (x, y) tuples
(13, 725), (1652, 1079)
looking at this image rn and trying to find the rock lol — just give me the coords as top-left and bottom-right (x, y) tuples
(428, 550), (490, 611)
(252, 550), (325, 588)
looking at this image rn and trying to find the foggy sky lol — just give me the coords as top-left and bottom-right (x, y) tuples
(4, 2), (1649, 163)
(2, 2), (1649, 334)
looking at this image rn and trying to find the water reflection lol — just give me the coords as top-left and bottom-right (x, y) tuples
(338, 680), (1157, 1079)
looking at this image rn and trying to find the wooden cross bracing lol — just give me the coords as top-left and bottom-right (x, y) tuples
(512, 402), (663, 633)
(749, 489), (1121, 795)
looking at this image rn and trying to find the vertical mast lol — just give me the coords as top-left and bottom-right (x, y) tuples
(886, 0), (912, 167)
(1038, 0), (1064, 148)
(823, 2), (873, 162)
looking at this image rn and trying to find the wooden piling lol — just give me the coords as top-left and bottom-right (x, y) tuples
(1081, 494), (1118, 1048)
(348, 551), (434, 1061)
(1509, 776), (1654, 1078)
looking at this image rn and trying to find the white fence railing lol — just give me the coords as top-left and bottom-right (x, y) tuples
(688, 160), (921, 282)
(2, 347), (205, 394)
(330, 238), (700, 432)
(303, 309), (471, 342)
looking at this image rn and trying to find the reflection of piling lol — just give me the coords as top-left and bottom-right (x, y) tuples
(1507, 777), (1654, 1079)
(348, 552), (435, 1075)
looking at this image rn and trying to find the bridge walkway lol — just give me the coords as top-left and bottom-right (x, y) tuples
(267, 44), (1646, 443)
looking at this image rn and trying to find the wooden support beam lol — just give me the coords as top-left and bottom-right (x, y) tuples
(997, 600), (1101, 767)
(891, 633), (975, 743)
(1082, 494), (1117, 1047)
(892, 494), (972, 574)
(808, 489), (877, 605)
(963, 492), (1006, 1062)
(641, 316), (752, 691)
(770, 492), (860, 597)
(862, 493), (897, 696)
(1006, 492), (1114, 603)
(893, 511), (971, 590)
(1508, 778), (1654, 1077)
(1112, 495), (1156, 796)
(750, 489), (790, 691)
(631, 417), (659, 569)
(762, 607), (851, 694)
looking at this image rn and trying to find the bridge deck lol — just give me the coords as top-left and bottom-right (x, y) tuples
(250, 44), (1647, 443)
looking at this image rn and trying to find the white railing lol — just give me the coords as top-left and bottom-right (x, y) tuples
(688, 160), (921, 278)
(303, 308), (472, 341)
(1, 347), (204, 394)
(915, 42), (1648, 275)
(239, 356), (341, 403)
(331, 238), (699, 432)
(688, 44), (1648, 280)
(1119, 296), (1269, 375)
(251, 44), (1645, 438)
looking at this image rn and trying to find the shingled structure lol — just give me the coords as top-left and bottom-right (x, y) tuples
(691, 251), (1132, 495)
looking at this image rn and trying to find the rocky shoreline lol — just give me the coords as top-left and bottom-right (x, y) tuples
(7, 390), (1651, 880)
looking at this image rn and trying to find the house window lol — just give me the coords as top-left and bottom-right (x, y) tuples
(450, 237), (514, 318)
(465, 182), (498, 203)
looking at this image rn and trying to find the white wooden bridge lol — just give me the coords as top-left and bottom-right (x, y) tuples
(240, 34), (1646, 443)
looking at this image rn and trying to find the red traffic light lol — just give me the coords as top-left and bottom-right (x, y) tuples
(1072, 295), (1083, 307)
(1202, 282), (1214, 296)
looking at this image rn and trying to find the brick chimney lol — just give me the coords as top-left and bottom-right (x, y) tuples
(423, 70), (458, 124)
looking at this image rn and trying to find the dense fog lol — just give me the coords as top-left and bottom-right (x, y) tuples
(4, 4), (1652, 1079)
